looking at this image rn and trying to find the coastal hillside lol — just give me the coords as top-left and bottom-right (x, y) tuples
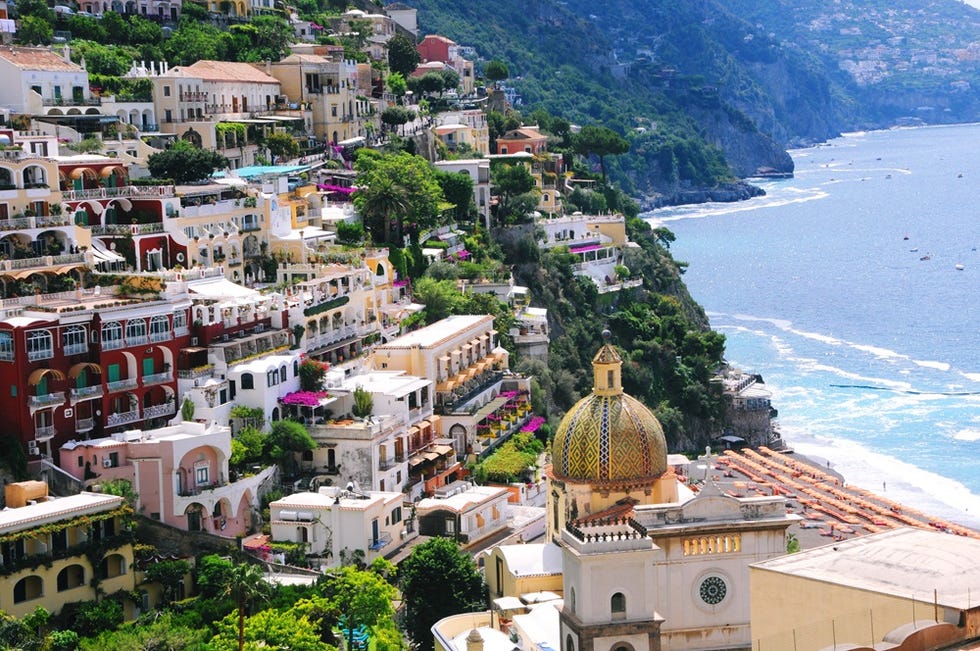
(410, 0), (979, 194)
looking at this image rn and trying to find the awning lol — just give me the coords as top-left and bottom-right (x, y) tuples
(68, 362), (101, 379)
(187, 277), (260, 300)
(431, 444), (453, 457)
(436, 380), (455, 392)
(407, 426), (420, 436)
(493, 596), (525, 612)
(90, 240), (125, 263)
(473, 396), (509, 421)
(28, 368), (66, 385)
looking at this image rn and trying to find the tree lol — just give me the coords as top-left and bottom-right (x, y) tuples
(299, 358), (329, 392)
(265, 132), (300, 162)
(484, 60), (509, 88)
(145, 559), (191, 606)
(195, 553), (235, 599)
(74, 599), (124, 638)
(386, 71), (407, 99)
(181, 397), (195, 422)
(79, 612), (209, 651)
(435, 170), (474, 220)
(223, 562), (272, 651)
(354, 150), (446, 242)
(573, 125), (630, 183)
(147, 140), (229, 184)
(265, 420), (316, 470)
(351, 386), (373, 419)
(399, 538), (487, 651)
(323, 566), (397, 651)
(210, 607), (330, 651)
(17, 16), (53, 45)
(380, 106), (416, 137)
(355, 174), (409, 246)
(491, 162), (537, 223)
(387, 34), (421, 77)
(412, 277), (465, 324)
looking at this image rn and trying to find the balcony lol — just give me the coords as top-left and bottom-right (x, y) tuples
(142, 371), (173, 386)
(144, 401), (176, 420)
(43, 96), (101, 107)
(63, 342), (88, 356)
(180, 92), (208, 102)
(102, 338), (124, 351)
(149, 330), (172, 343)
(378, 458), (395, 471)
(126, 335), (148, 347)
(3, 254), (86, 276)
(70, 385), (104, 403)
(106, 378), (138, 392)
(27, 347), (54, 362)
(106, 409), (140, 428)
(75, 417), (95, 432)
(177, 365), (214, 380)
(367, 532), (392, 552)
(34, 424), (56, 441)
(174, 326), (189, 337)
(241, 221), (261, 232)
(29, 392), (65, 411)
(62, 185), (175, 201)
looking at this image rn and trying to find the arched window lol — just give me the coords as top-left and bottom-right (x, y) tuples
(173, 310), (187, 332)
(26, 329), (53, 361)
(267, 369), (277, 387)
(125, 318), (147, 345)
(280, 365), (287, 383)
(57, 564), (85, 591)
(611, 592), (626, 614)
(149, 315), (170, 341)
(62, 325), (88, 355)
(565, 635), (575, 651)
(241, 373), (254, 390)
(13, 576), (43, 603)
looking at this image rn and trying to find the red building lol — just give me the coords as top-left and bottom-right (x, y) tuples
(416, 34), (456, 64)
(0, 285), (191, 458)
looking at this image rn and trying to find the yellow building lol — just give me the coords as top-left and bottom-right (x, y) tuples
(750, 527), (980, 650)
(0, 483), (135, 619)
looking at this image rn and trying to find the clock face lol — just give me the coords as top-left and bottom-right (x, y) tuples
(699, 576), (727, 605)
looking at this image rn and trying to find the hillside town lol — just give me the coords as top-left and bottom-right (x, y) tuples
(0, 2), (977, 651)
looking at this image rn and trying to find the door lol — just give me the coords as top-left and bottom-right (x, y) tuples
(107, 363), (120, 383)
(371, 519), (379, 545)
(142, 357), (154, 377)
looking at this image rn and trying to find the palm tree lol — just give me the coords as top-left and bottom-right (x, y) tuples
(224, 562), (271, 651)
(358, 177), (409, 246)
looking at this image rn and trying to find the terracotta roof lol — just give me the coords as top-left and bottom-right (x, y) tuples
(180, 60), (281, 85)
(0, 46), (83, 72)
(278, 53), (330, 65)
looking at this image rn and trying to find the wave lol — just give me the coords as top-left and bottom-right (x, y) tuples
(645, 187), (827, 224)
(829, 384), (980, 396)
(914, 359), (952, 371)
(953, 429), (980, 442)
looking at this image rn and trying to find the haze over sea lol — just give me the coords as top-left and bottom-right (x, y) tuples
(646, 123), (980, 528)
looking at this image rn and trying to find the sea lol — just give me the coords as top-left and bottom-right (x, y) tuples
(645, 123), (980, 529)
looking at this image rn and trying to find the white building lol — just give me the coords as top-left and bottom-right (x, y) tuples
(0, 46), (96, 116)
(416, 481), (512, 548)
(269, 484), (414, 568)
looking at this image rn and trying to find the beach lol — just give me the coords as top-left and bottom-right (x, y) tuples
(696, 447), (979, 551)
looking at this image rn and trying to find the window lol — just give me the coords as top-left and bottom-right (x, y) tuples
(102, 321), (123, 349)
(164, 109), (172, 123)
(173, 310), (187, 332)
(26, 329), (53, 361)
(266, 369), (277, 387)
(610, 592), (626, 614)
(195, 465), (210, 485)
(62, 325), (88, 355)
(149, 315), (170, 342)
(241, 373), (254, 390)
(0, 331), (13, 361)
(164, 85), (171, 97)
(13, 576), (42, 603)
(391, 506), (402, 524)
(125, 318), (147, 345)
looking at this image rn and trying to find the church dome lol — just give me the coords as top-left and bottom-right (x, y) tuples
(551, 341), (667, 483)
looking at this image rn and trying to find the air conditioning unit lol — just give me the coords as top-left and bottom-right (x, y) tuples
(27, 442), (38, 455)
(103, 458), (112, 468)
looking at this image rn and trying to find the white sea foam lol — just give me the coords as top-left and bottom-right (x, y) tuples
(914, 359), (952, 371)
(960, 372), (980, 383)
(952, 429), (980, 442)
(852, 343), (907, 360)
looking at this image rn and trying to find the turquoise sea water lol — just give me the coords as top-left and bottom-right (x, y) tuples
(647, 123), (980, 527)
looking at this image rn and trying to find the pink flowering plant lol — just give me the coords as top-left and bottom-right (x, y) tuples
(281, 391), (331, 407)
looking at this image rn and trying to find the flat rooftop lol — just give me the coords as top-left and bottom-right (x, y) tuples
(0, 492), (124, 534)
(752, 527), (980, 609)
(379, 314), (491, 349)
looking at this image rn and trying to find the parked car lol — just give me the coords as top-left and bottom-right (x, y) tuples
(53, 5), (74, 15)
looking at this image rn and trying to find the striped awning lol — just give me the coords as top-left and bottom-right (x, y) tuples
(28, 368), (66, 385)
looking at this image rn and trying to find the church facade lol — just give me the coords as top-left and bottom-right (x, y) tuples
(549, 340), (797, 651)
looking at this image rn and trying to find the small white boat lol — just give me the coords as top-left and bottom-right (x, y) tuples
(955, 263), (965, 271)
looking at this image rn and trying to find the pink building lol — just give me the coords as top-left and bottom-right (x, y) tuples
(59, 421), (275, 538)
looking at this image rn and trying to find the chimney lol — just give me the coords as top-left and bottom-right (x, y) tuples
(265, 59), (272, 75)
(62, 44), (70, 63)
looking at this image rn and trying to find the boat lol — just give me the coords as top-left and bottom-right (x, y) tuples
(920, 255), (931, 261)
(955, 263), (965, 271)
(909, 247), (919, 252)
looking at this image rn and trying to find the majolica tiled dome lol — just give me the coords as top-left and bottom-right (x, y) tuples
(551, 341), (667, 483)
